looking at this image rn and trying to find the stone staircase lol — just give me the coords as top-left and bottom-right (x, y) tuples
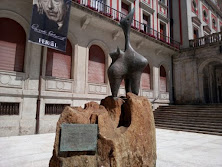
(154, 105), (222, 136)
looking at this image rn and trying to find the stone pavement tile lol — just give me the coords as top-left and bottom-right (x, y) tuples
(156, 129), (222, 167)
(0, 153), (51, 167)
(0, 133), (54, 167)
(213, 138), (222, 145)
(0, 129), (221, 167)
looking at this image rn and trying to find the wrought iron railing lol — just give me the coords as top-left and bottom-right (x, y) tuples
(0, 102), (19, 115)
(73, 0), (180, 49)
(189, 32), (222, 48)
(45, 104), (70, 115)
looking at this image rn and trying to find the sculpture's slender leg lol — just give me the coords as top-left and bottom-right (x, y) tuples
(109, 78), (123, 97)
(130, 72), (142, 95)
(124, 78), (131, 93)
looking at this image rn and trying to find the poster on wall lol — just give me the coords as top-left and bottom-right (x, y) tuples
(28, 0), (71, 52)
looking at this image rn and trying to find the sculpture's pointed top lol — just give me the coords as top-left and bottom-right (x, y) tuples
(120, 8), (135, 28)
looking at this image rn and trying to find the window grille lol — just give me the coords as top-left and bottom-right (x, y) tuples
(45, 104), (70, 115)
(0, 102), (19, 115)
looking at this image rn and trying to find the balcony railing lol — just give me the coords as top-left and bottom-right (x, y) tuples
(189, 32), (222, 48)
(73, 0), (180, 49)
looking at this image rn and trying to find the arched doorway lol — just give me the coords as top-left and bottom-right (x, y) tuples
(199, 60), (222, 103)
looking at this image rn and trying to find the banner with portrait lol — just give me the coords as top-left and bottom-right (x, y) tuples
(29, 0), (71, 52)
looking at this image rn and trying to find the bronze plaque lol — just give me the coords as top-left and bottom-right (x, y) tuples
(60, 124), (98, 152)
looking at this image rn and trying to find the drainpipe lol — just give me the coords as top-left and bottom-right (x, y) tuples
(169, 0), (173, 40)
(179, 0), (183, 45)
(35, 46), (44, 134)
(171, 55), (175, 104)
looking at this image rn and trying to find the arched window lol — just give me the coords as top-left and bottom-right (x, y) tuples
(141, 64), (151, 90)
(88, 45), (105, 84)
(46, 40), (72, 79)
(0, 18), (26, 72)
(160, 65), (167, 92)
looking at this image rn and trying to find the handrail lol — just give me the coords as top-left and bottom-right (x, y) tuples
(73, 0), (180, 49)
(189, 32), (222, 48)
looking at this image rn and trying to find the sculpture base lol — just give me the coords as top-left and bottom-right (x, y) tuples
(49, 93), (156, 167)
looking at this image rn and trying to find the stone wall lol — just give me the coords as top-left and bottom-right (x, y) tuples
(173, 43), (222, 104)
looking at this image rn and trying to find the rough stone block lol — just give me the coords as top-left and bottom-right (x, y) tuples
(49, 93), (156, 167)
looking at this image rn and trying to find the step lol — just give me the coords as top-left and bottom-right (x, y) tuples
(154, 112), (222, 118)
(155, 107), (222, 110)
(154, 115), (222, 121)
(156, 105), (222, 108)
(155, 109), (222, 112)
(155, 127), (222, 136)
(154, 119), (222, 126)
(154, 123), (222, 133)
(154, 118), (222, 124)
(154, 121), (222, 129)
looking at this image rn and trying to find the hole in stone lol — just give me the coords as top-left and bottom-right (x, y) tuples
(118, 99), (131, 127)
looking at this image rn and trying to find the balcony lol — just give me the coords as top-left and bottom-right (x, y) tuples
(72, 0), (180, 49)
(189, 32), (222, 48)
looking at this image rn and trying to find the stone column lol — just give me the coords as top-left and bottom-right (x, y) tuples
(74, 45), (87, 94)
(198, 73), (205, 103)
(153, 66), (159, 107)
(169, 57), (174, 104)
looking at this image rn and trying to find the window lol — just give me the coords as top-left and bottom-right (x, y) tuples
(46, 40), (72, 79)
(192, 0), (198, 15)
(203, 10), (208, 22)
(159, 0), (165, 4)
(88, 45), (105, 84)
(212, 19), (216, 29)
(193, 27), (199, 39)
(121, 2), (130, 16)
(160, 22), (166, 41)
(45, 104), (70, 115)
(160, 65), (167, 92)
(141, 64), (151, 90)
(0, 102), (19, 115)
(143, 14), (151, 33)
(192, 0), (197, 12)
(0, 18), (26, 72)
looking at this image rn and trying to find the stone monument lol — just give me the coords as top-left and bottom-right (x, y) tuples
(49, 9), (156, 167)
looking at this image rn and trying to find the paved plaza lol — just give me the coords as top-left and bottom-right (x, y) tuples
(0, 129), (221, 167)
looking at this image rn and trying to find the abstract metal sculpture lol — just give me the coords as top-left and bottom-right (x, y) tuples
(108, 8), (148, 97)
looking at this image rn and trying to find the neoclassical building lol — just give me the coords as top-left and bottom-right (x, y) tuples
(0, 0), (180, 136)
(0, 0), (221, 136)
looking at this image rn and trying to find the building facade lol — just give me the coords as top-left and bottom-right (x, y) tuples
(172, 0), (222, 104)
(172, 0), (222, 48)
(0, 0), (180, 136)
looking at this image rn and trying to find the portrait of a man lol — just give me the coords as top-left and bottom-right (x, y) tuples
(29, 0), (71, 51)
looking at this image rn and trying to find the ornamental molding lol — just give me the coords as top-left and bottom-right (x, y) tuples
(158, 1), (168, 10)
(203, 25), (211, 34)
(158, 13), (170, 23)
(139, 1), (154, 14)
(192, 16), (201, 26)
